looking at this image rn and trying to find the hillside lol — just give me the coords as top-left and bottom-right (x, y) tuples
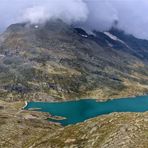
(0, 20), (148, 102)
(1, 100), (148, 148)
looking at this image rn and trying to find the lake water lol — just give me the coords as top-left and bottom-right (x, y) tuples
(25, 95), (148, 126)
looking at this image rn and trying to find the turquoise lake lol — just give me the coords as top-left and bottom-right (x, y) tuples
(25, 95), (148, 126)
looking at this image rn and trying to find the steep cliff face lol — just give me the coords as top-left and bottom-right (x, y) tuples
(0, 20), (148, 102)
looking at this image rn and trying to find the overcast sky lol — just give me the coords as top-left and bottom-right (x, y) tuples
(1, 0), (148, 39)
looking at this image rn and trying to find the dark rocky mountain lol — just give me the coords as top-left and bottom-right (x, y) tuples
(0, 20), (148, 102)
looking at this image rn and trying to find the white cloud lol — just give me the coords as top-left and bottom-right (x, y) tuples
(23, 0), (88, 24)
(1, 0), (148, 39)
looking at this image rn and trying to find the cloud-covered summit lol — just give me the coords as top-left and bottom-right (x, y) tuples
(1, 0), (148, 39)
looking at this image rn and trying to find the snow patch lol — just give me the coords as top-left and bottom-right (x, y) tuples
(104, 32), (130, 48)
(81, 34), (88, 38)
(104, 32), (118, 40)
(0, 54), (5, 58)
(34, 25), (39, 29)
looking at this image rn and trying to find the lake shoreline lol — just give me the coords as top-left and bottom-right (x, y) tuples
(24, 94), (148, 104)
(22, 101), (28, 109)
(24, 95), (148, 126)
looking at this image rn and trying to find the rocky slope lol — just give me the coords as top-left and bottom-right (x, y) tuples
(0, 20), (148, 102)
(0, 100), (61, 148)
(1, 101), (148, 148)
(32, 112), (148, 148)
